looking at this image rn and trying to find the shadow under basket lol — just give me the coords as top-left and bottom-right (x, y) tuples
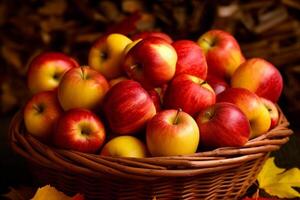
(9, 107), (293, 200)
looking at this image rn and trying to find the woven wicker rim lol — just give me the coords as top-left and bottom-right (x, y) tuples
(9, 106), (293, 181)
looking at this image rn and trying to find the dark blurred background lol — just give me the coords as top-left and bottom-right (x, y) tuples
(0, 0), (299, 197)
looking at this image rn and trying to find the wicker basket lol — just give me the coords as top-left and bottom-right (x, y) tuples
(9, 107), (292, 200)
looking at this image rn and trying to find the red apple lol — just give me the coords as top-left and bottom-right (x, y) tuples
(147, 88), (161, 112)
(197, 29), (245, 81)
(131, 31), (173, 43)
(53, 108), (106, 153)
(58, 66), (109, 111)
(123, 37), (177, 88)
(163, 74), (216, 116)
(103, 80), (156, 135)
(260, 97), (279, 129)
(27, 52), (79, 94)
(231, 58), (283, 102)
(24, 90), (63, 142)
(206, 75), (229, 95)
(196, 102), (250, 148)
(172, 40), (207, 79)
(217, 88), (271, 138)
(146, 109), (200, 156)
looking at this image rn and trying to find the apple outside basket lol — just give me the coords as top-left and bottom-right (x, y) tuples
(9, 106), (292, 200)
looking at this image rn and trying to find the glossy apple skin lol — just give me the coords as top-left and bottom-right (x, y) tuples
(197, 30), (245, 81)
(24, 90), (63, 142)
(260, 97), (279, 129)
(147, 88), (161, 112)
(53, 108), (106, 153)
(58, 66), (109, 111)
(231, 58), (283, 102)
(217, 88), (271, 138)
(27, 52), (79, 94)
(123, 37), (177, 88)
(206, 75), (229, 95)
(100, 136), (147, 158)
(196, 102), (250, 148)
(131, 31), (173, 43)
(103, 80), (156, 135)
(88, 33), (132, 79)
(146, 109), (199, 156)
(163, 74), (216, 116)
(172, 40), (207, 79)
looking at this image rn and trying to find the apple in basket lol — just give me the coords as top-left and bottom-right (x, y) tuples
(88, 33), (132, 79)
(260, 97), (279, 129)
(123, 37), (177, 89)
(53, 108), (106, 153)
(217, 88), (271, 139)
(24, 90), (63, 142)
(146, 109), (200, 156)
(103, 80), (156, 135)
(58, 66), (109, 111)
(172, 40), (207, 80)
(101, 136), (147, 158)
(206, 74), (229, 95)
(163, 74), (216, 116)
(27, 52), (79, 94)
(197, 29), (245, 81)
(131, 31), (173, 43)
(231, 58), (283, 102)
(195, 102), (251, 148)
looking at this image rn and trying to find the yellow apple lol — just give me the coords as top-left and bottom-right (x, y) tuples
(100, 136), (147, 158)
(88, 33), (132, 79)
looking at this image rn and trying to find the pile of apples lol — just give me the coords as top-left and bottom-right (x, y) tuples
(23, 30), (283, 158)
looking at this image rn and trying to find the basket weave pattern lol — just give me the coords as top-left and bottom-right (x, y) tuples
(10, 107), (292, 200)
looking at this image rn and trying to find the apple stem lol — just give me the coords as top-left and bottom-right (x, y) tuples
(200, 81), (207, 85)
(80, 66), (86, 79)
(173, 108), (182, 125)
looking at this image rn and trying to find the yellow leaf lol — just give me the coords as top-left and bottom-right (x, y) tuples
(31, 185), (72, 200)
(258, 157), (300, 198)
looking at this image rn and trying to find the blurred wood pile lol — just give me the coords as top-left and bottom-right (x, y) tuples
(213, 0), (300, 129)
(0, 0), (214, 114)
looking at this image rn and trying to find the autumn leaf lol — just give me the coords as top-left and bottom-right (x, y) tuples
(31, 185), (84, 200)
(257, 157), (300, 199)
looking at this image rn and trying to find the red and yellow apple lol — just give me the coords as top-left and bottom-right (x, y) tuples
(100, 136), (147, 158)
(27, 52), (79, 94)
(24, 90), (63, 142)
(217, 88), (271, 138)
(58, 66), (109, 111)
(123, 37), (177, 88)
(172, 40), (207, 79)
(163, 74), (216, 116)
(88, 33), (132, 79)
(260, 97), (279, 129)
(196, 102), (250, 148)
(53, 108), (106, 153)
(103, 80), (156, 135)
(231, 58), (283, 102)
(197, 29), (245, 81)
(146, 109), (199, 156)
(131, 31), (173, 43)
